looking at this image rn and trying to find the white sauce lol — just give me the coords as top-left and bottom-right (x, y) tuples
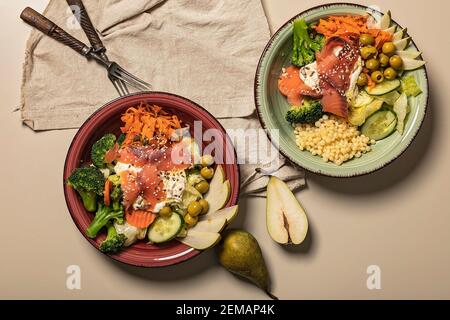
(299, 61), (320, 93)
(114, 162), (142, 175)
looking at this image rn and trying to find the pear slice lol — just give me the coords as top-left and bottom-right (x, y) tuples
(378, 10), (391, 29)
(266, 177), (308, 245)
(393, 28), (407, 41)
(397, 50), (422, 60)
(394, 37), (411, 51)
(402, 58), (426, 71)
(383, 25), (396, 35)
(202, 205), (239, 224)
(204, 165), (231, 214)
(179, 230), (221, 250)
(192, 217), (227, 233)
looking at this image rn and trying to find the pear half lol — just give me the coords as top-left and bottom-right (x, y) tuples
(179, 230), (221, 250)
(266, 177), (308, 245)
(204, 165), (231, 213)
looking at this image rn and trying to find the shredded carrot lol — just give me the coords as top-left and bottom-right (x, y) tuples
(120, 102), (182, 147)
(125, 210), (156, 228)
(103, 179), (112, 207)
(314, 15), (392, 48)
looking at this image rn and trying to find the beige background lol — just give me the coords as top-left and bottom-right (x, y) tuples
(0, 0), (448, 299)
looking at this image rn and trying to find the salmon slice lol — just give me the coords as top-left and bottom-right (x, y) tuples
(316, 37), (359, 93)
(160, 143), (194, 171)
(118, 147), (146, 167)
(139, 164), (165, 211)
(278, 66), (321, 106)
(104, 143), (119, 164)
(120, 171), (140, 208)
(320, 80), (348, 118)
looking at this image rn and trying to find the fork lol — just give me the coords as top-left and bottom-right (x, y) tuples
(20, 7), (152, 96)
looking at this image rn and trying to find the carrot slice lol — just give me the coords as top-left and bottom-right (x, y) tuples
(104, 179), (112, 207)
(125, 210), (156, 228)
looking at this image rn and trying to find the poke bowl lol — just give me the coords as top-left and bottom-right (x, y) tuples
(64, 92), (239, 267)
(255, 3), (429, 177)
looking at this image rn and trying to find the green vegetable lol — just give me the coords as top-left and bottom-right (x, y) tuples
(148, 212), (184, 243)
(291, 18), (324, 67)
(86, 203), (124, 238)
(361, 110), (397, 140)
(182, 184), (202, 209)
(67, 167), (105, 212)
(108, 174), (121, 186)
(110, 184), (123, 211)
(365, 79), (400, 96)
(375, 91), (401, 106)
(91, 133), (116, 168)
(393, 92), (409, 134)
(348, 99), (383, 126)
(285, 98), (323, 124)
(99, 223), (127, 253)
(400, 75), (422, 97)
(117, 133), (126, 146)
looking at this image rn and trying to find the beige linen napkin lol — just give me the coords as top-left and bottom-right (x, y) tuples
(21, 0), (305, 196)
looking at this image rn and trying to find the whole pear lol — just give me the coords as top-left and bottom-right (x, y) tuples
(216, 229), (278, 299)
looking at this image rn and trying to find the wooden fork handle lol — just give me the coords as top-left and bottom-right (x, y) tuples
(20, 7), (90, 56)
(66, 0), (105, 53)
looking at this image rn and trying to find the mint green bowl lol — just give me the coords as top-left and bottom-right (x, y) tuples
(254, 3), (429, 177)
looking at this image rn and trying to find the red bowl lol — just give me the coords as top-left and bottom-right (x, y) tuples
(63, 92), (240, 267)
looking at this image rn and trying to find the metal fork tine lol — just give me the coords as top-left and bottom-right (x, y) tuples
(116, 65), (152, 90)
(116, 77), (129, 95)
(112, 71), (150, 91)
(109, 75), (128, 97)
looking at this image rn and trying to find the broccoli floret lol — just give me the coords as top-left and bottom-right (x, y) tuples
(67, 167), (105, 212)
(99, 222), (127, 253)
(91, 133), (116, 168)
(285, 98), (323, 124)
(291, 18), (324, 67)
(110, 184), (123, 211)
(86, 203), (124, 238)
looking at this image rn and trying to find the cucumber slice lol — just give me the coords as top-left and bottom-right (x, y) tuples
(148, 212), (184, 243)
(365, 79), (401, 96)
(361, 110), (397, 140)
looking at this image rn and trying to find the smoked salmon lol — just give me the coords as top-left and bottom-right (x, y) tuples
(320, 80), (348, 118)
(316, 36), (359, 94)
(278, 66), (322, 106)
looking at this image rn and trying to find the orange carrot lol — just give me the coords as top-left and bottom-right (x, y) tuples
(125, 210), (157, 228)
(103, 179), (112, 207)
(120, 103), (182, 147)
(314, 15), (392, 48)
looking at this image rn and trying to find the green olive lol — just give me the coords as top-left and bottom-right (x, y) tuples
(371, 71), (384, 83)
(360, 46), (377, 60)
(195, 181), (210, 194)
(383, 67), (397, 80)
(360, 33), (375, 46)
(184, 214), (198, 227)
(357, 73), (368, 87)
(378, 53), (390, 67)
(389, 55), (403, 70)
(365, 58), (379, 71)
(159, 206), (172, 217)
(187, 201), (202, 217)
(199, 199), (209, 214)
(200, 167), (214, 180)
(382, 42), (396, 56)
(201, 154), (214, 167)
